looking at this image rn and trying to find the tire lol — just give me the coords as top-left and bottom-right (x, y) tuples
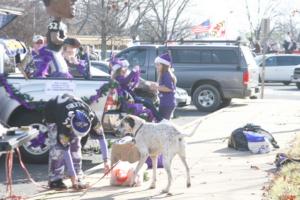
(221, 98), (232, 108)
(192, 84), (221, 112)
(10, 111), (49, 164)
(296, 82), (300, 89)
(283, 81), (290, 86)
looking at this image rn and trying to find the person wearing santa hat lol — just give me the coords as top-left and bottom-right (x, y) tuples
(152, 53), (177, 120)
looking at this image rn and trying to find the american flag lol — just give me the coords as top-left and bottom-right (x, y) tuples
(192, 19), (211, 34)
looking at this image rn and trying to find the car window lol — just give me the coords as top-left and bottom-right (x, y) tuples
(292, 56), (300, 65)
(212, 50), (238, 64)
(200, 50), (211, 64)
(91, 62), (109, 74)
(277, 56), (294, 66)
(117, 48), (147, 69)
(265, 57), (277, 66)
(172, 49), (200, 63)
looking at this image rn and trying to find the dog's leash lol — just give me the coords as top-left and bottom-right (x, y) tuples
(72, 160), (120, 200)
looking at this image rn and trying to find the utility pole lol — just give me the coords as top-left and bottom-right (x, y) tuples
(33, 1), (36, 35)
(260, 18), (270, 99)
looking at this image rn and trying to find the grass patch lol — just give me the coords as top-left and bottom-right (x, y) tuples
(266, 134), (300, 200)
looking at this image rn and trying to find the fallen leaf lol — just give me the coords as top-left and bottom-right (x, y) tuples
(251, 165), (260, 170)
(280, 194), (296, 200)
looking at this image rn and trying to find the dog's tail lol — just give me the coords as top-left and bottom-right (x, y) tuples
(181, 120), (202, 137)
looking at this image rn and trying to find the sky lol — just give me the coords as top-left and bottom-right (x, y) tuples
(185, 0), (300, 39)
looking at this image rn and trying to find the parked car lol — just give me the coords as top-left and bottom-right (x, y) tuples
(91, 60), (110, 74)
(290, 67), (300, 89)
(0, 47), (111, 163)
(115, 41), (260, 112)
(255, 54), (300, 85)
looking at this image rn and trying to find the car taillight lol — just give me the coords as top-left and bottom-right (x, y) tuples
(243, 71), (249, 85)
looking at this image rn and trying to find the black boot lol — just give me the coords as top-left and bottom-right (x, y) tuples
(49, 179), (68, 190)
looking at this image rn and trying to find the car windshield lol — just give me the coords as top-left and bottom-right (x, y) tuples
(10, 65), (109, 78)
(90, 65), (110, 77)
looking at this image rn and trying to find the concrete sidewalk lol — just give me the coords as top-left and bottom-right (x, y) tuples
(29, 99), (300, 200)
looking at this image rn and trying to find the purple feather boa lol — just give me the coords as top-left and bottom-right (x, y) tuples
(129, 70), (140, 90)
(0, 74), (34, 109)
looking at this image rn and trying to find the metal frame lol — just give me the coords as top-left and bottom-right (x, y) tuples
(133, 39), (242, 46)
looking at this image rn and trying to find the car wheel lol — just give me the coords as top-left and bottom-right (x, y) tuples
(283, 81), (290, 86)
(192, 84), (221, 112)
(221, 98), (232, 107)
(10, 111), (49, 164)
(296, 83), (300, 89)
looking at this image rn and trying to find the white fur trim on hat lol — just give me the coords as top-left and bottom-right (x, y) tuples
(112, 64), (122, 72)
(155, 56), (171, 66)
(120, 60), (129, 68)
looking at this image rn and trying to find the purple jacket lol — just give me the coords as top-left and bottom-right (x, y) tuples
(32, 47), (52, 78)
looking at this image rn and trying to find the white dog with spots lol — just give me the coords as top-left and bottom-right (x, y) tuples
(116, 115), (200, 194)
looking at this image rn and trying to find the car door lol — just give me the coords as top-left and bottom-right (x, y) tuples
(263, 56), (277, 81)
(275, 56), (295, 81)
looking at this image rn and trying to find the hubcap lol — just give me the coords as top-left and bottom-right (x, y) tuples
(197, 89), (215, 108)
(23, 123), (50, 156)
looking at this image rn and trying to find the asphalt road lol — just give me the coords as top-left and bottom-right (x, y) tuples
(0, 83), (299, 198)
(262, 83), (300, 100)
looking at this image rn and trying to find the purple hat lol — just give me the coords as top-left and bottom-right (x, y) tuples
(155, 53), (172, 66)
(111, 58), (130, 72)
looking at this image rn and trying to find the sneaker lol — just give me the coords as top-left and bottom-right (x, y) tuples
(49, 179), (68, 190)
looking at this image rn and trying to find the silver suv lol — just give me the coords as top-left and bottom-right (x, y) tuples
(116, 41), (260, 112)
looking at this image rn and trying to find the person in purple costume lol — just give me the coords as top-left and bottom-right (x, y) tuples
(111, 59), (162, 121)
(42, 0), (77, 78)
(152, 53), (177, 120)
(28, 35), (53, 78)
(44, 94), (109, 190)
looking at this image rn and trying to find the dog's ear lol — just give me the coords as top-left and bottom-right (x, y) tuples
(125, 116), (135, 129)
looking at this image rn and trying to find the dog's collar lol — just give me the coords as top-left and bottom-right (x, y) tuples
(134, 123), (143, 137)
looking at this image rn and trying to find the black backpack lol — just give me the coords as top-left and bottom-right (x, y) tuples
(228, 124), (280, 151)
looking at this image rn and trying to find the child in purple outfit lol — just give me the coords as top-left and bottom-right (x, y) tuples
(111, 59), (162, 121)
(152, 53), (177, 120)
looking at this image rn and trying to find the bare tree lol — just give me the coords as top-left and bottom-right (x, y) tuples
(244, 0), (284, 42)
(139, 0), (191, 42)
(0, 0), (49, 45)
(71, 0), (148, 59)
